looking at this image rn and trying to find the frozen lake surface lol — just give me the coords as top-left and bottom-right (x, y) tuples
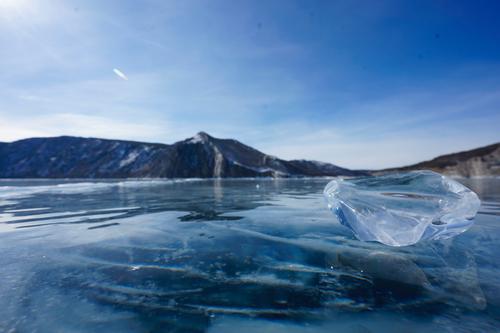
(0, 178), (499, 332)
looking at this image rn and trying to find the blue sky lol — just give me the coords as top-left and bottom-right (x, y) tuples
(0, 0), (499, 169)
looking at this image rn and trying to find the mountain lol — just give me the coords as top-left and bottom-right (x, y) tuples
(378, 142), (500, 177)
(0, 132), (363, 178)
(1, 133), (497, 178)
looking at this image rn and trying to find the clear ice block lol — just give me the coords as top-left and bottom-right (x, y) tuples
(324, 171), (481, 246)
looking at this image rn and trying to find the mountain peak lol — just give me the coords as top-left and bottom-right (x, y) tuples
(186, 131), (213, 144)
(196, 131), (211, 138)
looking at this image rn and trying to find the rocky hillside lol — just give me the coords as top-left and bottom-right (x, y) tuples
(379, 143), (500, 177)
(0, 132), (362, 178)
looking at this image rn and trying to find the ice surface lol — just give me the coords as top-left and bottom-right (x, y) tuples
(0, 178), (499, 332)
(324, 171), (481, 246)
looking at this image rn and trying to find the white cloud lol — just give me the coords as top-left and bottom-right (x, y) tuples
(253, 87), (500, 169)
(0, 113), (171, 143)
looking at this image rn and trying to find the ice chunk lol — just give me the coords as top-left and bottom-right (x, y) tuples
(323, 171), (481, 246)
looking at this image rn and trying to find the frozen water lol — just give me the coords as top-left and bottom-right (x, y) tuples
(1, 177), (499, 332)
(324, 171), (481, 246)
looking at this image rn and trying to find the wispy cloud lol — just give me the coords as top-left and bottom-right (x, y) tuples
(254, 82), (500, 169)
(0, 112), (172, 143)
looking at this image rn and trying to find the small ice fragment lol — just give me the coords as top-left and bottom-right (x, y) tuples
(323, 170), (481, 247)
(113, 68), (128, 80)
(256, 184), (260, 189)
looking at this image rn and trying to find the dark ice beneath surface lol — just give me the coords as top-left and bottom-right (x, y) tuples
(0, 178), (499, 332)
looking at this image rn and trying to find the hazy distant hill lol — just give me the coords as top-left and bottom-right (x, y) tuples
(0, 132), (361, 178)
(378, 143), (500, 177)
